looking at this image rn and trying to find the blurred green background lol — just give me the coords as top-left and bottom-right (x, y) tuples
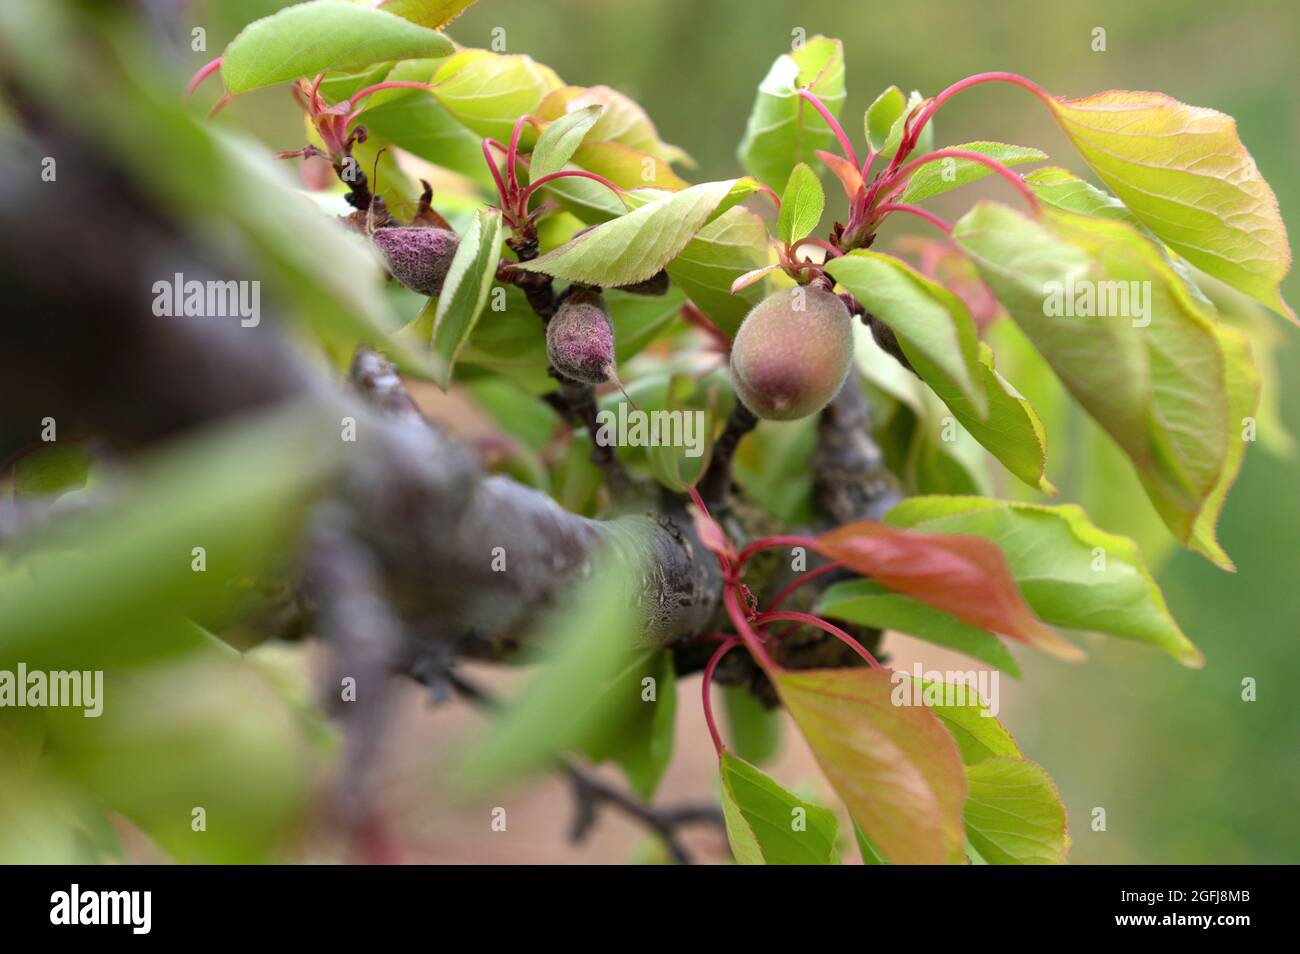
(194, 0), (1299, 862)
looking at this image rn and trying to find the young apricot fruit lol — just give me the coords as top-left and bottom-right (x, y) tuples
(729, 286), (853, 421)
(547, 287), (615, 384)
(371, 226), (459, 297)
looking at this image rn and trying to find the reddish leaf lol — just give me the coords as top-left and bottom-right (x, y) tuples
(815, 521), (1083, 661)
(774, 667), (966, 864)
(815, 149), (862, 199)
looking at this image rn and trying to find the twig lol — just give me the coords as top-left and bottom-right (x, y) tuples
(697, 401), (759, 507)
(447, 671), (724, 864)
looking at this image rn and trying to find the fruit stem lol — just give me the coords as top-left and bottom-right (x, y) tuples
(874, 203), (954, 234)
(701, 636), (741, 755)
(185, 56), (223, 98)
(796, 89), (859, 170)
(752, 611), (883, 669)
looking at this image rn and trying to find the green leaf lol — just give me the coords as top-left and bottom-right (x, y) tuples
(827, 250), (988, 416)
(954, 203), (1232, 559)
(732, 417), (819, 524)
(529, 104), (603, 182)
(13, 443), (91, 498)
(1024, 165), (1138, 222)
(864, 86), (907, 154)
(737, 36), (846, 193)
(1047, 90), (1293, 322)
(664, 206), (770, 338)
(537, 85), (691, 168)
(517, 179), (757, 287)
(887, 495), (1204, 666)
(899, 141), (1046, 204)
(878, 89), (932, 160)
(1188, 325), (1259, 569)
(430, 48), (563, 141)
(220, 1), (453, 94)
(0, 404), (341, 671)
(375, 0), (479, 29)
(429, 208), (504, 388)
(964, 756), (1069, 864)
(355, 88), (491, 186)
(453, 547), (646, 788)
(853, 822), (893, 865)
(774, 667), (967, 864)
(582, 651), (678, 800)
(776, 162), (825, 245)
(817, 579), (1021, 676)
(722, 687), (783, 766)
(896, 676), (1021, 765)
(718, 752), (839, 864)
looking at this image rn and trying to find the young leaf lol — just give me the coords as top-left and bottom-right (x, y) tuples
(375, 0), (479, 30)
(954, 202), (1234, 558)
(738, 36), (846, 193)
(817, 579), (1022, 676)
(719, 752), (840, 864)
(360, 91), (495, 186)
(776, 162), (825, 245)
(898, 141), (1046, 204)
(570, 141), (689, 191)
(878, 89), (932, 160)
(1024, 166), (1138, 222)
(964, 756), (1070, 864)
(774, 668), (966, 865)
(429, 208), (504, 388)
(537, 85), (691, 168)
(529, 104), (603, 182)
(668, 207), (770, 337)
(827, 250), (988, 416)
(814, 520), (1084, 661)
(220, 1), (453, 94)
(894, 676), (1021, 765)
(865, 86), (908, 154)
(517, 179), (757, 287)
(431, 49), (563, 141)
(887, 496), (1204, 666)
(1047, 90), (1293, 322)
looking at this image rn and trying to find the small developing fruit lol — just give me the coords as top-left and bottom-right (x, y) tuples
(371, 226), (459, 297)
(729, 285), (853, 421)
(546, 287), (615, 384)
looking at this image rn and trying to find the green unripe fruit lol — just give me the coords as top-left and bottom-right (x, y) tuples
(372, 226), (459, 297)
(547, 288), (615, 384)
(729, 286), (853, 421)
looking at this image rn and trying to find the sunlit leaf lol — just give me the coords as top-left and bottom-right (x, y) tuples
(954, 202), (1233, 558)
(738, 35), (846, 193)
(1047, 90), (1293, 322)
(774, 668), (966, 865)
(777, 162), (825, 245)
(429, 207), (505, 388)
(898, 141), (1045, 204)
(666, 206), (770, 337)
(537, 85), (691, 168)
(431, 48), (563, 141)
(220, 1), (453, 94)
(817, 579), (1022, 676)
(719, 752), (839, 864)
(887, 495), (1203, 666)
(814, 520), (1084, 660)
(722, 687), (783, 766)
(963, 756), (1069, 864)
(376, 0), (479, 29)
(529, 104), (603, 181)
(518, 179), (757, 287)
